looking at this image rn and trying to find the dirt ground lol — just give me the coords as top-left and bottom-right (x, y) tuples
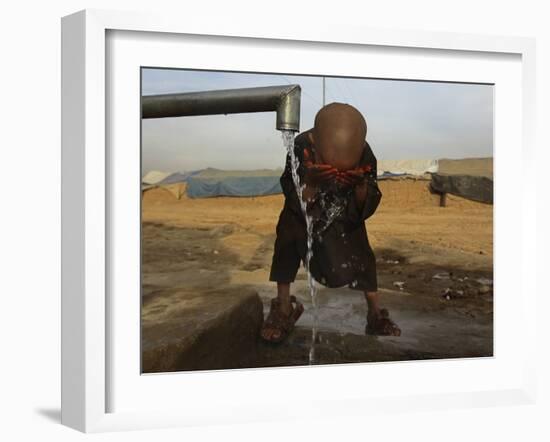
(142, 178), (493, 370)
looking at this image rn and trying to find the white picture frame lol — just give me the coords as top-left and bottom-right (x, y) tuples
(61, 9), (537, 433)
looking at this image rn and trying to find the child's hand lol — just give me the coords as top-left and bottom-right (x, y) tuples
(335, 169), (365, 188)
(304, 163), (339, 186)
(303, 148), (338, 186)
(336, 164), (372, 188)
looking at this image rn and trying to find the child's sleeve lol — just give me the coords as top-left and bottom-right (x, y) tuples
(346, 142), (382, 223)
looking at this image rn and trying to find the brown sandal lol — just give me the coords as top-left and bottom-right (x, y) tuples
(260, 295), (304, 343)
(366, 308), (401, 336)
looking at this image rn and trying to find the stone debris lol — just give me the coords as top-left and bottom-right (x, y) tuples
(441, 277), (492, 299)
(441, 287), (465, 300)
(432, 272), (451, 280)
(478, 285), (492, 295)
(393, 281), (405, 290)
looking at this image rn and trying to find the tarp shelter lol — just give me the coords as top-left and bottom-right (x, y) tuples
(160, 171), (200, 184)
(184, 168), (283, 198)
(141, 183), (187, 200)
(142, 170), (190, 199)
(142, 170), (171, 185)
(158, 161), (442, 198)
(141, 157), (493, 201)
(377, 159), (438, 177)
(430, 174), (493, 204)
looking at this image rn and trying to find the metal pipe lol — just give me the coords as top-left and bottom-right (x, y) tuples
(142, 84), (302, 132)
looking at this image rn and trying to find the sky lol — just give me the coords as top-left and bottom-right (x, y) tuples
(141, 68), (493, 174)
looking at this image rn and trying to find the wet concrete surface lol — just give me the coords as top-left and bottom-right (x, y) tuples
(254, 284), (492, 368)
(249, 250), (493, 368)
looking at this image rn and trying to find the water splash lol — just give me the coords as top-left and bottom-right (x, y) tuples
(314, 188), (347, 238)
(281, 130), (318, 365)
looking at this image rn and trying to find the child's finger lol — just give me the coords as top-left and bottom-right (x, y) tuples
(341, 178), (355, 186)
(318, 169), (338, 180)
(345, 170), (366, 184)
(336, 174), (354, 186)
(315, 166), (338, 174)
(318, 174), (339, 184)
(346, 172), (366, 186)
(311, 164), (334, 171)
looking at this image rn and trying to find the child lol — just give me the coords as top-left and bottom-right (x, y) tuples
(261, 103), (401, 343)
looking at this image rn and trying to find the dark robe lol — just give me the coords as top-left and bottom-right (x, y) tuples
(269, 129), (382, 291)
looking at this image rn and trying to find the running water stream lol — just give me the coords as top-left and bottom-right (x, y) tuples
(281, 130), (318, 365)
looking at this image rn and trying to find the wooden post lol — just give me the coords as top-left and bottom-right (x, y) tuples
(439, 192), (447, 207)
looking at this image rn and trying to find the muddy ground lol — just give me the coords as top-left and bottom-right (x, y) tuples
(141, 178), (493, 371)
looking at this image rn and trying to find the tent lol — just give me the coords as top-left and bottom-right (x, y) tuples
(141, 157), (493, 201)
(160, 170), (208, 184)
(142, 170), (189, 199)
(377, 159), (438, 177)
(142, 170), (171, 185)
(430, 174), (493, 204)
(430, 157), (493, 204)
(184, 168), (283, 198)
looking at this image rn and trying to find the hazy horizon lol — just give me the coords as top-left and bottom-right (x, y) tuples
(142, 69), (493, 175)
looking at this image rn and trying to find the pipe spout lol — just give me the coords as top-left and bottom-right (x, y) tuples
(142, 84), (302, 132)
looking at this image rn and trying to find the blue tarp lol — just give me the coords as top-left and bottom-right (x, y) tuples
(160, 171), (200, 184)
(186, 176), (282, 198)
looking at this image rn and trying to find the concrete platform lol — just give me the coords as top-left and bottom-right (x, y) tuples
(142, 287), (263, 372)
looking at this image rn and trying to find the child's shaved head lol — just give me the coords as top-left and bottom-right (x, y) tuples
(309, 103), (367, 170)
